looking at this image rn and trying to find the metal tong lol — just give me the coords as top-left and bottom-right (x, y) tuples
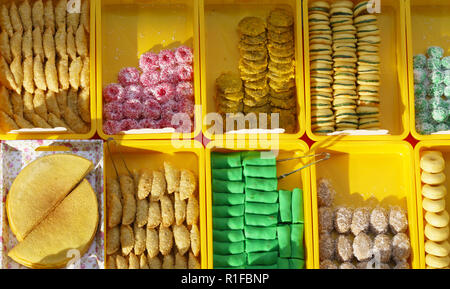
(277, 152), (331, 180)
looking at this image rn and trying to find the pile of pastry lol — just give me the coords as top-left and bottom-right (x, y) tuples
(0, 0), (90, 134)
(106, 161), (201, 269)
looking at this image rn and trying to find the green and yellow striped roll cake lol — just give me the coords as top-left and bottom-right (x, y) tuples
(333, 98), (356, 110)
(333, 33), (357, 43)
(309, 44), (333, 55)
(312, 120), (336, 129)
(359, 117), (380, 129)
(310, 62), (333, 74)
(330, 7), (353, 17)
(335, 113), (358, 123)
(309, 24), (332, 35)
(358, 35), (381, 45)
(358, 55), (380, 66)
(357, 74), (381, 86)
(311, 82), (332, 91)
(331, 0), (354, 9)
(333, 51), (357, 62)
(332, 42), (356, 52)
(357, 65), (380, 74)
(354, 14), (378, 27)
(310, 34), (332, 45)
(308, 13), (330, 25)
(311, 73), (333, 83)
(357, 25), (380, 38)
(334, 89), (357, 99)
(309, 1), (330, 15)
(335, 108), (357, 118)
(311, 92), (333, 101)
(357, 85), (379, 95)
(336, 121), (358, 129)
(353, 1), (369, 17)
(333, 80), (356, 90)
(334, 61), (357, 69)
(332, 25), (357, 34)
(357, 106), (380, 118)
(330, 17), (353, 27)
(357, 44), (379, 54)
(312, 108), (334, 119)
(314, 126), (335, 134)
(334, 72), (356, 81)
(310, 54), (333, 64)
(358, 95), (380, 106)
(311, 99), (332, 109)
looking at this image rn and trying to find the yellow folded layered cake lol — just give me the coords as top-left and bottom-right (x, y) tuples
(8, 179), (99, 269)
(6, 154), (94, 241)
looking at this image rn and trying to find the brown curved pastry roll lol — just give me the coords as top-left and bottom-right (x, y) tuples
(58, 56), (69, 90)
(0, 4), (13, 37)
(18, 0), (32, 32)
(67, 26), (76, 60)
(43, 27), (55, 60)
(55, 0), (66, 31)
(80, 56), (89, 88)
(33, 27), (44, 58)
(0, 55), (18, 92)
(23, 91), (34, 121)
(80, 0), (89, 33)
(0, 31), (12, 64)
(22, 29), (32, 59)
(10, 32), (22, 61)
(43, 0), (55, 33)
(45, 90), (60, 118)
(0, 86), (13, 117)
(78, 87), (90, 123)
(32, 0), (44, 31)
(22, 56), (34, 94)
(33, 55), (47, 91)
(31, 113), (51, 128)
(45, 57), (59, 93)
(10, 56), (23, 94)
(14, 114), (34, 128)
(55, 27), (67, 58)
(33, 89), (47, 121)
(10, 2), (23, 34)
(48, 113), (74, 133)
(10, 91), (23, 118)
(69, 57), (82, 90)
(0, 110), (18, 131)
(75, 25), (88, 57)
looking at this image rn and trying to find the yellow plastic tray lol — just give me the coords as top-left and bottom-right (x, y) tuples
(96, 0), (201, 140)
(205, 139), (314, 269)
(414, 141), (450, 269)
(199, 0), (305, 141)
(0, 0), (97, 140)
(103, 139), (207, 268)
(407, 0), (450, 140)
(310, 140), (420, 269)
(304, 0), (410, 141)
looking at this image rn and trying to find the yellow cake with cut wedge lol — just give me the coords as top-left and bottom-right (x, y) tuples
(6, 154), (94, 241)
(8, 179), (99, 269)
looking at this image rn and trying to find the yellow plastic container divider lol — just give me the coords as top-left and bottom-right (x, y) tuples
(103, 139), (207, 268)
(310, 141), (419, 269)
(205, 139), (313, 269)
(96, 0), (201, 140)
(304, 0), (410, 141)
(414, 141), (450, 269)
(0, 0), (96, 140)
(199, 0), (305, 141)
(407, 0), (450, 140)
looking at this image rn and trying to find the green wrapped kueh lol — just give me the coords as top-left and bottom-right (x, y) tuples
(243, 165), (277, 179)
(244, 225), (277, 240)
(213, 193), (245, 205)
(289, 259), (305, 269)
(213, 205), (245, 218)
(213, 253), (247, 267)
(277, 258), (290, 269)
(245, 188), (279, 203)
(212, 167), (243, 181)
(245, 177), (278, 192)
(246, 264), (278, 269)
(245, 239), (279, 253)
(292, 188), (304, 223)
(245, 213), (278, 227)
(427, 46), (444, 59)
(290, 224), (304, 259)
(277, 225), (291, 258)
(211, 152), (242, 169)
(242, 151), (276, 166)
(213, 229), (245, 242)
(213, 216), (244, 230)
(215, 266), (245, 269)
(247, 251), (278, 266)
(212, 179), (245, 193)
(245, 202), (279, 215)
(213, 241), (245, 255)
(279, 190), (292, 223)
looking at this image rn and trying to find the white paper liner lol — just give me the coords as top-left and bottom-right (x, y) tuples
(431, 130), (450, 135)
(120, 127), (177, 134)
(225, 128), (285, 134)
(326, 129), (390, 136)
(8, 127), (69, 134)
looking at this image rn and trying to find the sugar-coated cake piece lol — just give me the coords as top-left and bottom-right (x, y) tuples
(118, 67), (140, 86)
(103, 83), (124, 103)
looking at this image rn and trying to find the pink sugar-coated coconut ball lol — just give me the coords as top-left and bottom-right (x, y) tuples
(173, 117), (193, 133)
(139, 52), (160, 72)
(123, 84), (144, 101)
(158, 49), (177, 69)
(140, 70), (161, 87)
(176, 64), (193, 82)
(160, 66), (179, 84)
(139, 118), (160, 129)
(123, 98), (144, 119)
(142, 99), (162, 120)
(118, 67), (140, 86)
(103, 120), (121, 135)
(119, 119), (139, 131)
(152, 82), (175, 103)
(103, 83), (125, 103)
(178, 98), (195, 118)
(174, 46), (193, 64)
(104, 101), (124, 121)
(175, 81), (194, 101)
